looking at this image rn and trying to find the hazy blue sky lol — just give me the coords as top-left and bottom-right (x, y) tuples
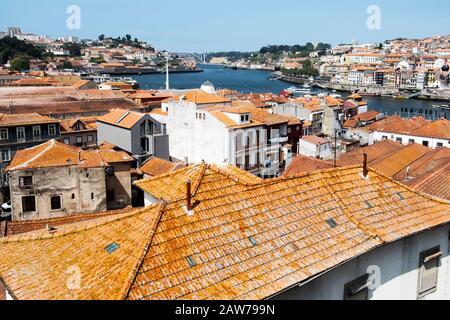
(1, 0), (449, 52)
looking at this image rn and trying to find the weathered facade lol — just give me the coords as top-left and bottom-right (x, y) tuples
(6, 140), (134, 221)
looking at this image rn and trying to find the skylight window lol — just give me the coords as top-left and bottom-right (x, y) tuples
(365, 201), (374, 209)
(396, 192), (405, 200)
(326, 218), (338, 229)
(187, 256), (197, 268)
(105, 242), (120, 254)
(249, 236), (258, 247)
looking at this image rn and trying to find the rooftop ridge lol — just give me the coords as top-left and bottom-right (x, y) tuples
(120, 201), (167, 300)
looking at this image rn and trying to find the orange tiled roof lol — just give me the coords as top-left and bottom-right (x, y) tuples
(5, 140), (132, 171)
(168, 90), (230, 105)
(407, 162), (450, 201)
(0, 113), (59, 127)
(139, 157), (181, 177)
(0, 164), (448, 300)
(337, 140), (404, 167)
(410, 118), (450, 140)
(97, 109), (145, 129)
(367, 116), (430, 135)
(282, 155), (334, 177)
(301, 135), (330, 145)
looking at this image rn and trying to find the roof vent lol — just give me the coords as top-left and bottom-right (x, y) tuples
(249, 236), (258, 247)
(187, 256), (197, 268)
(396, 192), (405, 200)
(365, 201), (374, 209)
(326, 218), (338, 228)
(46, 224), (57, 233)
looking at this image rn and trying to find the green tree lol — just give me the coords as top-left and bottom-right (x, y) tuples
(61, 60), (73, 69)
(98, 34), (105, 41)
(63, 43), (82, 57)
(10, 55), (30, 71)
(126, 34), (132, 42)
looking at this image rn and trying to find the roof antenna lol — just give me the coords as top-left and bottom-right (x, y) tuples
(363, 153), (369, 178)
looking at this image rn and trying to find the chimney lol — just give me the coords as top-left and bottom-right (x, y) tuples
(186, 180), (192, 212)
(184, 157), (189, 166)
(363, 153), (369, 178)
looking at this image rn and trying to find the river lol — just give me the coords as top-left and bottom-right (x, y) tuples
(131, 64), (449, 120)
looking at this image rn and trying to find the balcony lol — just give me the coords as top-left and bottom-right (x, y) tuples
(269, 136), (288, 145)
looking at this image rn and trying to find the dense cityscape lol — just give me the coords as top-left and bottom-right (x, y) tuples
(0, 1), (449, 306)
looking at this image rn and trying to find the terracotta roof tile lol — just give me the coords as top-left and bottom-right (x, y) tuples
(0, 165), (449, 300)
(0, 113), (59, 127)
(282, 156), (334, 177)
(337, 140), (404, 167)
(139, 157), (181, 177)
(407, 162), (450, 201)
(98, 109), (145, 129)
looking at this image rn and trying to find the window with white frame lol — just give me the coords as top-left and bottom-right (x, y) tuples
(0, 129), (8, 140)
(63, 138), (70, 145)
(418, 246), (442, 299)
(17, 127), (25, 142)
(1, 149), (10, 162)
(87, 135), (94, 143)
(32, 126), (41, 140)
(48, 124), (56, 136)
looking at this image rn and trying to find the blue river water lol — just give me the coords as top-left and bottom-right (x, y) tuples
(131, 64), (449, 119)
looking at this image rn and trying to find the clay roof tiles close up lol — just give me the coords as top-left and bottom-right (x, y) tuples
(0, 164), (448, 300)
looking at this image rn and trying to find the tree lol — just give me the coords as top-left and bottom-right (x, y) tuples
(98, 34), (105, 41)
(63, 43), (82, 57)
(10, 55), (30, 71)
(126, 34), (132, 42)
(61, 60), (73, 69)
(0, 36), (43, 64)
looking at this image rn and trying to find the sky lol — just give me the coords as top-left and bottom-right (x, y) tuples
(1, 0), (449, 52)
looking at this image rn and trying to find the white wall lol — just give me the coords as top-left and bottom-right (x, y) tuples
(273, 224), (450, 300)
(144, 192), (159, 207)
(373, 131), (450, 149)
(97, 122), (132, 153)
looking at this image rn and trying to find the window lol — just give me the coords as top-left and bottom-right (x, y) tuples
(48, 124), (56, 136)
(1, 149), (10, 162)
(344, 274), (370, 300)
(50, 196), (62, 210)
(19, 176), (33, 187)
(409, 139), (415, 144)
(0, 128), (8, 140)
(91, 193), (94, 200)
(22, 196), (36, 213)
(418, 247), (442, 299)
(76, 136), (83, 146)
(437, 143), (443, 147)
(71, 193), (75, 199)
(423, 141), (429, 147)
(32, 126), (41, 140)
(63, 138), (70, 145)
(17, 127), (25, 142)
(382, 136), (388, 140)
(87, 135), (94, 143)
(396, 137), (403, 144)
(288, 128), (292, 134)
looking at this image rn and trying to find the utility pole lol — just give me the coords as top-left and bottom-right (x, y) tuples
(165, 53), (170, 91)
(334, 129), (339, 168)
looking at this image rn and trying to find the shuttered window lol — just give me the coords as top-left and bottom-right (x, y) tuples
(418, 247), (442, 299)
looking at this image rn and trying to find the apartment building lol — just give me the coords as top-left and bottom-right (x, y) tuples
(368, 116), (450, 149)
(2, 164), (447, 300)
(97, 109), (169, 165)
(5, 140), (133, 221)
(0, 113), (61, 203)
